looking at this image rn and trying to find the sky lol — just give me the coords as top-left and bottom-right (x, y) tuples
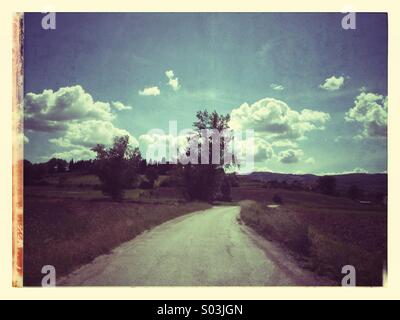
(23, 13), (388, 174)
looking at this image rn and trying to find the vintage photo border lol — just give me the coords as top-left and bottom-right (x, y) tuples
(1, 0), (399, 299)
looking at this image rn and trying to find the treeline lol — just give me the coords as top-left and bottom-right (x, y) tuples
(263, 175), (386, 204)
(24, 156), (183, 185)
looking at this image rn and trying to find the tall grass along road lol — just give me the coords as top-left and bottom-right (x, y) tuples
(59, 206), (331, 286)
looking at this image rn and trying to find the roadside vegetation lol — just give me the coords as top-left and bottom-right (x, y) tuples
(24, 196), (210, 286)
(240, 197), (386, 286)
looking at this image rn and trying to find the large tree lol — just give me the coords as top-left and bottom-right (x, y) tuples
(92, 135), (141, 201)
(180, 110), (233, 202)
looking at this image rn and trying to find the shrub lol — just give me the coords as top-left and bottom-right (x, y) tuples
(139, 180), (154, 189)
(273, 194), (283, 204)
(91, 136), (142, 201)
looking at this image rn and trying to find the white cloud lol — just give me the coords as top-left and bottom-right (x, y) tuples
(229, 97), (330, 141)
(24, 85), (140, 161)
(234, 136), (274, 163)
(111, 101), (132, 111)
(48, 119), (138, 161)
(318, 167), (370, 175)
(24, 85), (115, 132)
(305, 157), (315, 164)
(49, 119), (138, 149)
(352, 167), (369, 173)
(229, 97), (329, 166)
(165, 70), (174, 79)
(51, 146), (96, 161)
(165, 70), (181, 91)
(345, 91), (387, 138)
(139, 131), (190, 162)
(271, 139), (298, 148)
(278, 149), (304, 164)
(23, 135), (29, 144)
(138, 86), (160, 96)
(270, 83), (284, 91)
(319, 76), (345, 91)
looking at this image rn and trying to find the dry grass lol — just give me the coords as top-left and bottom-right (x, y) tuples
(240, 200), (386, 286)
(24, 196), (210, 286)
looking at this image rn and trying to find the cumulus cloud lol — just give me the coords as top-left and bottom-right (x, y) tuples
(233, 136), (274, 163)
(271, 139), (298, 148)
(24, 85), (138, 161)
(139, 131), (191, 162)
(165, 70), (181, 91)
(278, 149), (304, 164)
(229, 97), (330, 141)
(305, 157), (315, 164)
(111, 101), (132, 111)
(24, 85), (115, 132)
(229, 97), (329, 166)
(138, 86), (160, 96)
(270, 83), (284, 91)
(49, 119), (137, 150)
(319, 76), (345, 91)
(51, 146), (96, 161)
(345, 91), (387, 138)
(253, 138), (274, 161)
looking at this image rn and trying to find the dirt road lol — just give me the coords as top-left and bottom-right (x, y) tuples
(59, 206), (330, 286)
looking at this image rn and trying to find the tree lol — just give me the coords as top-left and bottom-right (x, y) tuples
(145, 167), (159, 189)
(69, 159), (75, 172)
(317, 176), (337, 195)
(91, 135), (141, 201)
(220, 175), (232, 201)
(180, 110), (232, 202)
(23, 160), (34, 184)
(47, 158), (67, 173)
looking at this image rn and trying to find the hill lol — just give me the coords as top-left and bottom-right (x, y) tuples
(246, 171), (387, 194)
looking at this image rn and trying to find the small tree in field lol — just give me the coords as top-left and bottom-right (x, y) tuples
(92, 135), (141, 201)
(145, 167), (159, 189)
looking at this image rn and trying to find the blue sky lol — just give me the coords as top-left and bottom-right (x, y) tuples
(23, 13), (387, 174)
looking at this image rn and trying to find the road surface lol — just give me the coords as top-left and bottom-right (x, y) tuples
(59, 206), (331, 286)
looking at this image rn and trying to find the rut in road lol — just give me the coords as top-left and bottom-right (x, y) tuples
(59, 206), (331, 286)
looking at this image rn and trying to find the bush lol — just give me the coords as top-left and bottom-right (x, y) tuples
(139, 180), (154, 189)
(159, 178), (171, 187)
(91, 136), (141, 201)
(273, 194), (283, 204)
(145, 167), (159, 189)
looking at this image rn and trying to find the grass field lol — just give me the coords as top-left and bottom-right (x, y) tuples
(24, 183), (210, 286)
(24, 172), (386, 286)
(240, 198), (386, 286)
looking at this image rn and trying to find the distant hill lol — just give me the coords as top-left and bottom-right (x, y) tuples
(246, 171), (387, 194)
